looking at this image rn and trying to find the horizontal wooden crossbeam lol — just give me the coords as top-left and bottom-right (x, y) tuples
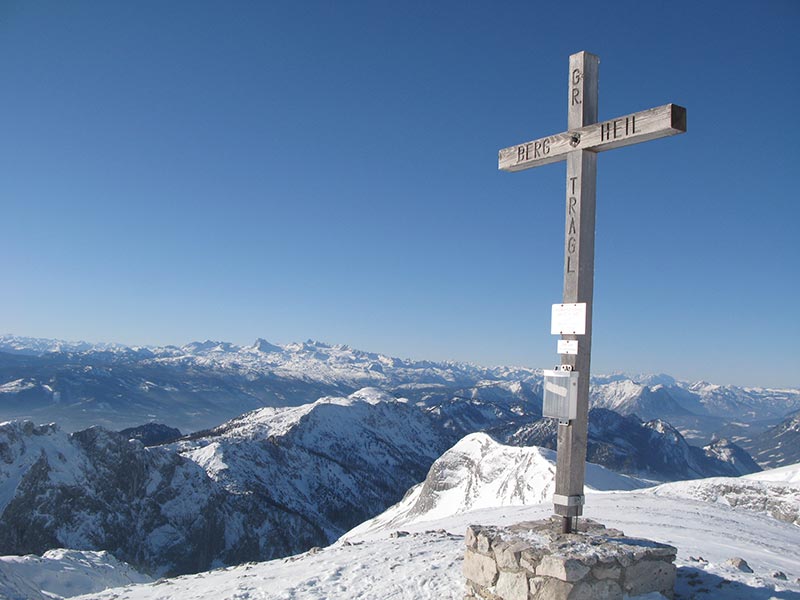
(498, 103), (686, 172)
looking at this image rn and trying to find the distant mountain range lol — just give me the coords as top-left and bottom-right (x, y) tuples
(1, 334), (798, 448)
(0, 334), (540, 433)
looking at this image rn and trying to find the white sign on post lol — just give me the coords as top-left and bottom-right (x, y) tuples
(557, 339), (578, 355)
(551, 303), (586, 335)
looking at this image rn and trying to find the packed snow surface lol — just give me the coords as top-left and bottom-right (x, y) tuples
(744, 462), (800, 484)
(647, 462), (800, 526)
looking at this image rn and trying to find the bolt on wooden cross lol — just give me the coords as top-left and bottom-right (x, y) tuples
(498, 51), (686, 533)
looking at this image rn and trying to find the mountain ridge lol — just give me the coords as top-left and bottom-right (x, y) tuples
(1, 334), (797, 440)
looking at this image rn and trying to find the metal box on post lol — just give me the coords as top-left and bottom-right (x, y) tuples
(542, 369), (579, 422)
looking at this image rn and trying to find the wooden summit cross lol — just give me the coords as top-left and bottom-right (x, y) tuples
(498, 51), (686, 533)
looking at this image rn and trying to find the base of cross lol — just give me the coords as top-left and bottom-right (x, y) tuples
(463, 517), (677, 600)
(553, 493), (585, 533)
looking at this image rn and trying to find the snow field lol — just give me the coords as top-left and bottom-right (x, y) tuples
(69, 491), (800, 600)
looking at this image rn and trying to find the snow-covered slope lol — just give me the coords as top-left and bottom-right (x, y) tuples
(0, 549), (151, 600)
(646, 462), (800, 527)
(646, 467), (800, 527)
(70, 493), (800, 600)
(589, 380), (691, 421)
(0, 421), (80, 515)
(346, 432), (647, 536)
(742, 410), (800, 468)
(173, 388), (449, 543)
(744, 462), (800, 484)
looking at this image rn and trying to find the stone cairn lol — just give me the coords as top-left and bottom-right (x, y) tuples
(463, 517), (677, 600)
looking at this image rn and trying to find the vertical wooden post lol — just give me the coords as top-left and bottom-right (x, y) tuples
(554, 51), (599, 533)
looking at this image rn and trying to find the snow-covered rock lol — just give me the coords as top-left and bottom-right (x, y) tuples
(118, 423), (182, 446)
(702, 438), (761, 476)
(0, 549), (150, 599)
(0, 420), (230, 577)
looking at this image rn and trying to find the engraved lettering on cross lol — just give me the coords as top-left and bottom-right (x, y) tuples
(567, 174), (578, 273)
(600, 115), (637, 142)
(571, 69), (582, 106)
(497, 51), (686, 534)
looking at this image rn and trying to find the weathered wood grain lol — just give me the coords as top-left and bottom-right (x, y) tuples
(498, 103), (686, 172)
(554, 51), (598, 522)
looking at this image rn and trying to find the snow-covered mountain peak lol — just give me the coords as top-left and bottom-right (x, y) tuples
(347, 386), (400, 405)
(249, 338), (282, 354)
(0, 419), (59, 436)
(632, 372), (677, 387)
(346, 433), (647, 537)
(196, 403), (318, 441)
(647, 419), (678, 437)
(0, 420), (78, 514)
(0, 334), (131, 356)
(592, 378), (645, 407)
(283, 339), (334, 354)
(689, 381), (723, 395)
(181, 340), (240, 355)
(193, 387), (407, 443)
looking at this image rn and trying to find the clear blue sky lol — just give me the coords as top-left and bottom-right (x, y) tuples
(1, 1), (798, 387)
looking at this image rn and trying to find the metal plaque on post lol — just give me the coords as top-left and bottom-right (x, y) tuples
(551, 303), (587, 335)
(557, 339), (578, 355)
(542, 369), (579, 422)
